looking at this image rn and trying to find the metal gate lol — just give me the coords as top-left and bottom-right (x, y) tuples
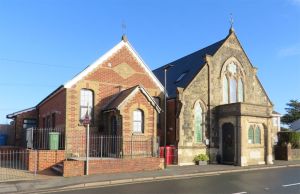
(0, 149), (36, 182)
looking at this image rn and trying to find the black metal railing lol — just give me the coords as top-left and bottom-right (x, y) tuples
(22, 128), (65, 150)
(68, 134), (160, 159)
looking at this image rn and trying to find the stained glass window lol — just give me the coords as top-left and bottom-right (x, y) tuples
(223, 76), (229, 104)
(238, 78), (244, 102)
(248, 126), (254, 144)
(230, 78), (237, 103)
(194, 102), (203, 143)
(228, 62), (237, 74)
(255, 126), (261, 144)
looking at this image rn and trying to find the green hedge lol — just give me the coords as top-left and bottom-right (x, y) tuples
(277, 131), (300, 148)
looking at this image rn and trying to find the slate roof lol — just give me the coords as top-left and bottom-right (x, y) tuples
(272, 110), (281, 115)
(103, 85), (161, 113)
(6, 107), (36, 119)
(153, 38), (226, 98)
(103, 86), (138, 111)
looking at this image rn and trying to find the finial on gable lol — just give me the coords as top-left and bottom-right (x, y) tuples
(121, 20), (128, 42)
(229, 13), (235, 34)
(121, 34), (128, 42)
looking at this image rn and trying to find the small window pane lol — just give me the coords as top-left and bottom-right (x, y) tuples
(248, 126), (254, 144)
(238, 78), (244, 102)
(223, 76), (229, 104)
(176, 72), (187, 82)
(230, 78), (237, 103)
(228, 63), (237, 74)
(80, 89), (93, 120)
(133, 110), (143, 133)
(255, 126), (261, 144)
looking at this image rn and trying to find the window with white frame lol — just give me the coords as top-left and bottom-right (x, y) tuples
(222, 62), (244, 104)
(80, 89), (93, 121)
(133, 109), (144, 133)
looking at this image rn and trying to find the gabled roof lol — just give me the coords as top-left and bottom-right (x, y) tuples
(34, 36), (164, 108)
(64, 36), (164, 92)
(272, 110), (282, 116)
(103, 85), (161, 113)
(6, 107), (36, 119)
(153, 38), (226, 98)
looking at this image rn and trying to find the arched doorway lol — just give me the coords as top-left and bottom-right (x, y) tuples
(222, 123), (235, 164)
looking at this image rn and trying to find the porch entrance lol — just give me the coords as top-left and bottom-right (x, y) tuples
(222, 123), (235, 164)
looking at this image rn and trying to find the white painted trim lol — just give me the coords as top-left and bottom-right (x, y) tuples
(64, 40), (164, 92)
(125, 42), (164, 92)
(118, 85), (162, 113)
(64, 41), (124, 88)
(6, 107), (36, 118)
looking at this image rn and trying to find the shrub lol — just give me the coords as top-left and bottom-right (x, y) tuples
(277, 131), (300, 148)
(193, 154), (209, 162)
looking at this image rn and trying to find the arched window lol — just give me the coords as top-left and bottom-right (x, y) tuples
(248, 126), (254, 144)
(254, 126), (261, 144)
(222, 61), (244, 104)
(194, 102), (203, 143)
(238, 78), (244, 102)
(223, 76), (229, 104)
(80, 89), (93, 121)
(133, 109), (144, 133)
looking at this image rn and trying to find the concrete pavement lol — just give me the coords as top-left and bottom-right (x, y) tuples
(1, 160), (300, 193)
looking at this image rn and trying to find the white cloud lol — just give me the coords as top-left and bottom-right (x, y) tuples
(278, 44), (300, 57)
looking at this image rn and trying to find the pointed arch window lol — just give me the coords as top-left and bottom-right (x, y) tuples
(222, 62), (244, 104)
(194, 102), (203, 143)
(248, 125), (261, 144)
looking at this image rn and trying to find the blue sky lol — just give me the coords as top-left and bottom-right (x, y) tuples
(0, 0), (299, 124)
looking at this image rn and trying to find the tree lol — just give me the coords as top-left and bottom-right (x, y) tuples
(281, 99), (300, 126)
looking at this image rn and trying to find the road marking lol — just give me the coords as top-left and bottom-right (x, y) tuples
(282, 182), (300, 187)
(232, 192), (247, 194)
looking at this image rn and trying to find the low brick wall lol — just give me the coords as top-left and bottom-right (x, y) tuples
(64, 160), (85, 177)
(63, 157), (164, 177)
(28, 150), (66, 172)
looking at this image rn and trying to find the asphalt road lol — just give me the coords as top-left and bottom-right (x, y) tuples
(52, 167), (300, 194)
